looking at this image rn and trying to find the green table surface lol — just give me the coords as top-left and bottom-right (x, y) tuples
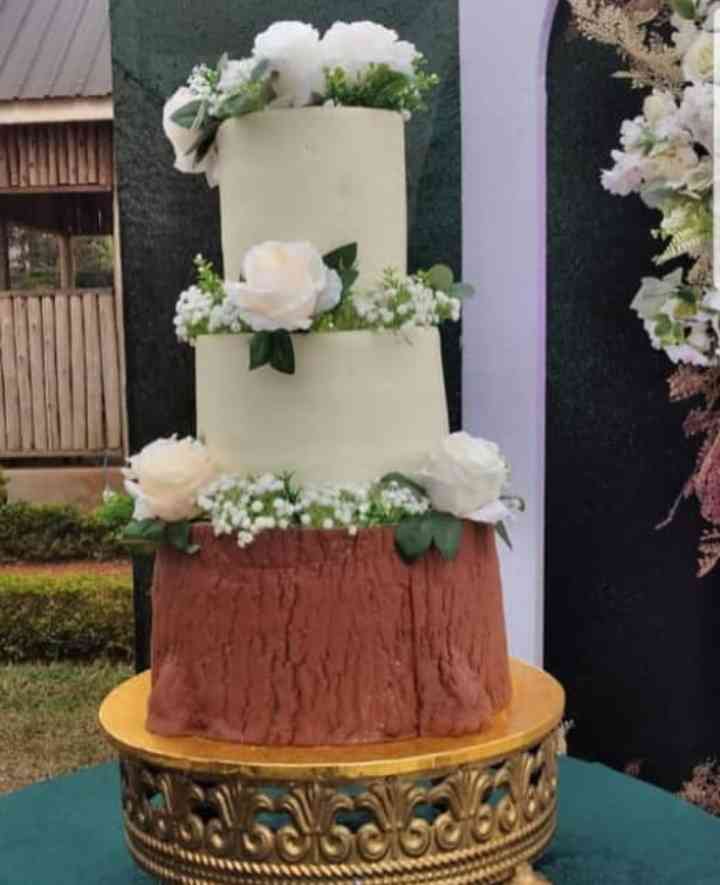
(1, 758), (719, 884)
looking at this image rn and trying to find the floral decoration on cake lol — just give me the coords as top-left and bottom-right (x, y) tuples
(174, 242), (472, 374)
(122, 433), (522, 562)
(162, 20), (439, 185)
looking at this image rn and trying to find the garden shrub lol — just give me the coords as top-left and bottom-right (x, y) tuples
(0, 501), (129, 562)
(0, 573), (133, 662)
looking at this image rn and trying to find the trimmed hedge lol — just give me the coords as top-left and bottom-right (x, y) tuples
(0, 573), (133, 662)
(0, 501), (128, 563)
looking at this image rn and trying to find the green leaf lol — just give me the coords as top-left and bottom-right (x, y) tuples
(166, 521), (200, 555)
(495, 521), (513, 552)
(381, 472), (428, 498)
(170, 100), (205, 129)
(187, 122), (220, 163)
(323, 243), (358, 272)
(340, 267), (359, 296)
(251, 58), (271, 82)
(654, 314), (672, 337)
(450, 282), (475, 300)
(123, 519), (166, 544)
(395, 515), (434, 563)
(249, 331), (273, 370)
(220, 91), (259, 118)
(431, 512), (463, 561)
(670, 0), (696, 19)
(270, 330), (295, 375)
(427, 264), (455, 292)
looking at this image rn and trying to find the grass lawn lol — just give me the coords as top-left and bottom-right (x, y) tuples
(0, 660), (132, 795)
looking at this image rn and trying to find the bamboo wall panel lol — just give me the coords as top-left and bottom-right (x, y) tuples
(0, 122), (113, 191)
(54, 293), (72, 450)
(0, 289), (123, 457)
(0, 298), (19, 449)
(13, 296), (33, 449)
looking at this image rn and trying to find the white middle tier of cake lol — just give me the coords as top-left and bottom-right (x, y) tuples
(216, 107), (407, 290)
(196, 329), (449, 485)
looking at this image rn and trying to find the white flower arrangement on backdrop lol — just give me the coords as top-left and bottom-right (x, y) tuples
(174, 243), (472, 375)
(122, 433), (521, 563)
(588, 2), (716, 367)
(162, 20), (438, 185)
(570, 0), (720, 574)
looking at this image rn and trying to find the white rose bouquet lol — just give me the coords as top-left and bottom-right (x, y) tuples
(162, 20), (438, 183)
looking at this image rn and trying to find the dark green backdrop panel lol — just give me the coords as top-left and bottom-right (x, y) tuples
(546, 3), (720, 789)
(110, 0), (461, 669)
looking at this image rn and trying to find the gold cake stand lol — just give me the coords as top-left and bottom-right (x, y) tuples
(99, 659), (564, 885)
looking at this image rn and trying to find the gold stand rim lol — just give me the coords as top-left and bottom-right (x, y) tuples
(99, 658), (564, 781)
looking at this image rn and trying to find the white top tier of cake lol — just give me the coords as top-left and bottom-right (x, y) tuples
(215, 107), (408, 288)
(196, 330), (449, 485)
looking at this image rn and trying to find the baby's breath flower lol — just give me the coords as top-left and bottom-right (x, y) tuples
(349, 269), (463, 331)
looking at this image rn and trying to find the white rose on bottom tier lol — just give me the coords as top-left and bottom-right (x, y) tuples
(417, 432), (510, 522)
(227, 241), (342, 331)
(124, 436), (218, 522)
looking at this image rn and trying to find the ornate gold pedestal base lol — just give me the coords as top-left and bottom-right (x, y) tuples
(100, 660), (564, 885)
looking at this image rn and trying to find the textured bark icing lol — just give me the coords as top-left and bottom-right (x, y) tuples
(148, 523), (512, 746)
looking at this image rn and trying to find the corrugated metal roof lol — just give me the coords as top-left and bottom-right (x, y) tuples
(0, 0), (112, 101)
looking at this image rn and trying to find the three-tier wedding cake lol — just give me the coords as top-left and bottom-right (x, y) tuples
(123, 20), (515, 747)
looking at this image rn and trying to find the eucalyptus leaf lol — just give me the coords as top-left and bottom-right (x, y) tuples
(188, 122), (220, 164)
(431, 512), (463, 561)
(427, 264), (455, 292)
(450, 282), (475, 300)
(166, 521), (200, 555)
(670, 0), (696, 19)
(124, 519), (166, 544)
(395, 515), (434, 563)
(495, 521), (513, 552)
(251, 58), (272, 82)
(323, 243), (358, 272)
(270, 330), (295, 375)
(170, 100), (205, 129)
(381, 472), (428, 498)
(249, 331), (273, 370)
(220, 91), (260, 118)
(340, 267), (359, 295)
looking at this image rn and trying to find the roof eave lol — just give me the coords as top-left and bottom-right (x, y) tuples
(0, 95), (113, 125)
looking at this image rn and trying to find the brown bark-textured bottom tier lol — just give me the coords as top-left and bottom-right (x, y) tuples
(148, 523), (512, 746)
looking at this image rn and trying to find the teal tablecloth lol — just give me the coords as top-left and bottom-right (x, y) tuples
(1, 758), (719, 884)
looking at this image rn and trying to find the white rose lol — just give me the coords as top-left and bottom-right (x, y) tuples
(642, 91), (678, 128)
(672, 16), (700, 55)
(646, 139), (699, 186)
(253, 21), (324, 107)
(162, 87), (217, 185)
(683, 31), (714, 83)
(677, 83), (714, 152)
(228, 241), (341, 332)
(321, 21), (418, 80)
(630, 269), (684, 319)
(123, 436), (218, 523)
(416, 432), (509, 520)
(601, 150), (647, 197)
